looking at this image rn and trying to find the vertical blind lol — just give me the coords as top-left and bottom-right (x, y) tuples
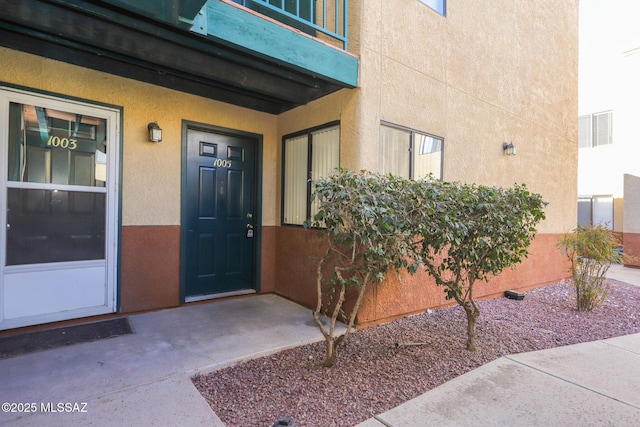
(593, 112), (612, 146)
(578, 116), (591, 148)
(283, 135), (308, 225)
(283, 125), (340, 225)
(310, 125), (340, 218)
(380, 125), (411, 178)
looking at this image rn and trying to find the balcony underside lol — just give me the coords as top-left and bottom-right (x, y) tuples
(0, 0), (358, 114)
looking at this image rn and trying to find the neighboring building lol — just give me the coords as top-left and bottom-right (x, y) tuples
(0, 0), (577, 331)
(578, 0), (640, 265)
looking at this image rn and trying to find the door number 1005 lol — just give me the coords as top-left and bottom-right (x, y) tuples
(47, 136), (78, 150)
(213, 159), (232, 168)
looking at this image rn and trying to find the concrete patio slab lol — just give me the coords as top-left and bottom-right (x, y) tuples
(0, 294), (335, 426)
(2, 374), (224, 427)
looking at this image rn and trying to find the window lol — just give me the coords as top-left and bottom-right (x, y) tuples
(593, 111), (612, 146)
(419, 0), (446, 16)
(282, 123), (340, 225)
(578, 115), (591, 148)
(5, 100), (110, 265)
(578, 111), (612, 148)
(577, 195), (613, 230)
(380, 123), (443, 180)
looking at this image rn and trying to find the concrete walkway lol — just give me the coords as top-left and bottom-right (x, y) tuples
(356, 264), (640, 426)
(1, 265), (639, 426)
(0, 295), (336, 426)
(356, 334), (640, 427)
(605, 263), (640, 287)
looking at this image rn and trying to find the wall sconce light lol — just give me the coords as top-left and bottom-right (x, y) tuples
(148, 122), (162, 142)
(502, 142), (516, 156)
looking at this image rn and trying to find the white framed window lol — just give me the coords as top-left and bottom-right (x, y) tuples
(578, 115), (591, 148)
(577, 195), (614, 230)
(282, 122), (340, 226)
(380, 122), (443, 180)
(419, 0), (446, 16)
(593, 111), (612, 146)
(578, 111), (612, 148)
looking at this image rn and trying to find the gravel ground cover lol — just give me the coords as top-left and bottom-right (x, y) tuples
(193, 280), (640, 427)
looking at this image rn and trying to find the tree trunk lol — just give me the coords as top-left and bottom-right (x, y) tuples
(463, 302), (480, 352)
(323, 339), (338, 368)
(322, 337), (342, 368)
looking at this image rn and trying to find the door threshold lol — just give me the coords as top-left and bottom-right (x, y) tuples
(185, 289), (256, 303)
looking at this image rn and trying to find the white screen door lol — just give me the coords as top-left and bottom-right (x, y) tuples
(0, 88), (119, 330)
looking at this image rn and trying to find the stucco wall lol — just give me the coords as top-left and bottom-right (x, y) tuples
(280, 0), (578, 234)
(623, 174), (640, 267)
(0, 47), (280, 312)
(354, 0), (578, 234)
(0, 47), (280, 227)
(614, 198), (624, 233)
(623, 174), (640, 233)
(0, 0), (579, 323)
(273, 0), (578, 323)
(275, 0), (580, 236)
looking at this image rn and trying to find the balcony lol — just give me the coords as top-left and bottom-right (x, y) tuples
(0, 0), (358, 114)
(231, 0), (348, 50)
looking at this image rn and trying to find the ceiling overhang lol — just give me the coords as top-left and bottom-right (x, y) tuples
(0, 0), (358, 114)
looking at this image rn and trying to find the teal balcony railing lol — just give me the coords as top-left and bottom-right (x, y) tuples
(232, 0), (348, 50)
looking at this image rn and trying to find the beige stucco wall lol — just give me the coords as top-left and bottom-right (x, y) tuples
(282, 0), (578, 234)
(4, 1), (578, 232)
(276, 87), (360, 223)
(0, 47), (279, 227)
(614, 197), (624, 233)
(624, 175), (640, 233)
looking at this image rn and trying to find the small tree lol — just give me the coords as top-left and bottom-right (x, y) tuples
(408, 180), (547, 351)
(557, 224), (623, 311)
(307, 170), (417, 367)
(308, 171), (547, 358)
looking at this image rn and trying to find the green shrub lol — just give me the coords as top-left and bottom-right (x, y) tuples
(308, 170), (547, 360)
(557, 224), (622, 311)
(307, 170), (416, 367)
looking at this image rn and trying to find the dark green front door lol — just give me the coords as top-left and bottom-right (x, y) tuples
(184, 126), (257, 299)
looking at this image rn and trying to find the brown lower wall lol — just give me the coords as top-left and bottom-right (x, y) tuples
(274, 228), (572, 327)
(120, 225), (276, 314)
(274, 226), (328, 309)
(2, 225), (275, 335)
(120, 225), (182, 313)
(1, 226), (569, 335)
(623, 233), (640, 268)
(260, 226), (277, 293)
(357, 233), (571, 327)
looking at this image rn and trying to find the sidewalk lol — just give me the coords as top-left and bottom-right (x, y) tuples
(0, 294), (337, 426)
(356, 264), (640, 426)
(356, 333), (640, 427)
(605, 263), (640, 287)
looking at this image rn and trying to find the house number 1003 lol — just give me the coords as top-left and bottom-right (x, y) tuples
(47, 136), (78, 150)
(213, 159), (232, 168)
